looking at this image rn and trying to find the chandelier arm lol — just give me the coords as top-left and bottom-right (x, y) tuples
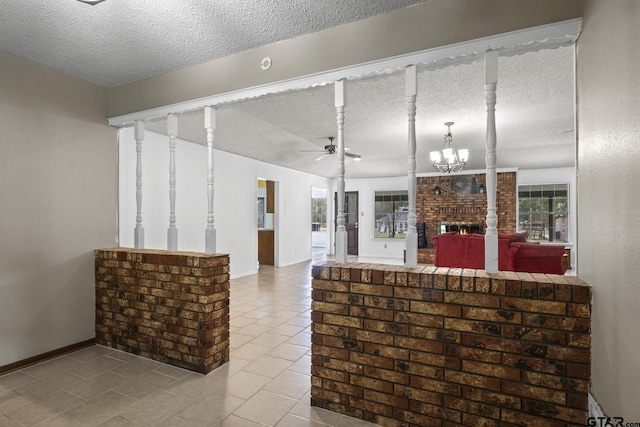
(431, 121), (468, 174)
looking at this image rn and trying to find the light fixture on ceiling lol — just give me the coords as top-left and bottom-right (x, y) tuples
(430, 122), (468, 173)
(76, 0), (107, 5)
(300, 137), (361, 161)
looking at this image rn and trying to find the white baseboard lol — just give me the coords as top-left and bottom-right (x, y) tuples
(589, 392), (606, 419)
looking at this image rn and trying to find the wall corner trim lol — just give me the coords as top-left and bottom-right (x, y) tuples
(589, 392), (606, 419)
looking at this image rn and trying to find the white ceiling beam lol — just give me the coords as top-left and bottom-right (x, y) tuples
(107, 19), (581, 128)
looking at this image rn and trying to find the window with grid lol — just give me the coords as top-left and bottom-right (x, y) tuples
(518, 184), (569, 243)
(311, 197), (327, 232)
(374, 191), (409, 239)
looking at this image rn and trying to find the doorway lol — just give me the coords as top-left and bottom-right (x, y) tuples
(257, 179), (275, 266)
(311, 188), (328, 257)
(335, 191), (358, 255)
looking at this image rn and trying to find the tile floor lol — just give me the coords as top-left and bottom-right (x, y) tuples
(0, 250), (401, 427)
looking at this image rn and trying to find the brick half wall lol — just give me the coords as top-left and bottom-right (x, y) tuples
(311, 263), (591, 427)
(95, 248), (230, 374)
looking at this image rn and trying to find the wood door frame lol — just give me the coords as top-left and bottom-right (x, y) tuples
(257, 177), (279, 268)
(335, 191), (359, 256)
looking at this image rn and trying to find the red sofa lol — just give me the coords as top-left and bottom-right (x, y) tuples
(432, 231), (566, 275)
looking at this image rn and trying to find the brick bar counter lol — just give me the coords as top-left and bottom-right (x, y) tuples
(95, 248), (230, 374)
(311, 263), (591, 427)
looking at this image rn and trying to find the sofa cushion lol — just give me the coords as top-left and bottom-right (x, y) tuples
(466, 233), (485, 239)
(510, 242), (565, 253)
(498, 231), (528, 242)
(509, 242), (565, 275)
(432, 232), (512, 271)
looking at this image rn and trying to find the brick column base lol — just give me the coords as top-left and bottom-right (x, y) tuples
(95, 248), (230, 374)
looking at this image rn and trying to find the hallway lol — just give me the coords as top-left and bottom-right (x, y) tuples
(0, 260), (383, 426)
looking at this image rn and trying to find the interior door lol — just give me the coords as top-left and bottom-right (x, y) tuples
(258, 179), (275, 266)
(335, 191), (358, 255)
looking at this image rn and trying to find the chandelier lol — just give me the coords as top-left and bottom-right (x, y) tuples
(430, 122), (469, 173)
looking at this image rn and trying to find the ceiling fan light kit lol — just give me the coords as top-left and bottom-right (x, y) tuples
(302, 137), (361, 162)
(430, 122), (468, 173)
(76, 0), (107, 5)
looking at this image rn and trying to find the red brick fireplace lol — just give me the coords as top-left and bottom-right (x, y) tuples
(417, 172), (517, 264)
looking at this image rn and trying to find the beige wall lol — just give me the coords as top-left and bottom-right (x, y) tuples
(109, 0), (581, 116)
(10, 0), (637, 416)
(577, 0), (640, 419)
(0, 50), (117, 366)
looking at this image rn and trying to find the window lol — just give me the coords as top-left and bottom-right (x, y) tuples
(374, 191), (409, 238)
(311, 196), (327, 232)
(257, 197), (265, 229)
(518, 184), (569, 243)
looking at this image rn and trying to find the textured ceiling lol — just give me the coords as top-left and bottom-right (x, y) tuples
(1, 0), (575, 178)
(147, 46), (575, 178)
(0, 0), (426, 87)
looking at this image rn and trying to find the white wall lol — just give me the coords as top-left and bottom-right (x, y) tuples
(119, 128), (208, 251)
(337, 169), (574, 260)
(0, 51), (117, 366)
(577, 0), (640, 419)
(119, 129), (332, 278)
(332, 168), (576, 262)
(517, 167), (577, 269)
(335, 176), (408, 260)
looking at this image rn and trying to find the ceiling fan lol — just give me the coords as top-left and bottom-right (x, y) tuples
(75, 0), (107, 5)
(301, 137), (361, 161)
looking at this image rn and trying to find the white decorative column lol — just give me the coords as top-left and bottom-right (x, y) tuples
(134, 120), (145, 250)
(484, 50), (499, 273)
(335, 79), (347, 263)
(405, 65), (418, 268)
(204, 107), (216, 255)
(167, 114), (178, 252)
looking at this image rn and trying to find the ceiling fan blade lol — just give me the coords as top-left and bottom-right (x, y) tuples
(300, 149), (327, 152)
(315, 153), (330, 161)
(345, 152), (361, 160)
